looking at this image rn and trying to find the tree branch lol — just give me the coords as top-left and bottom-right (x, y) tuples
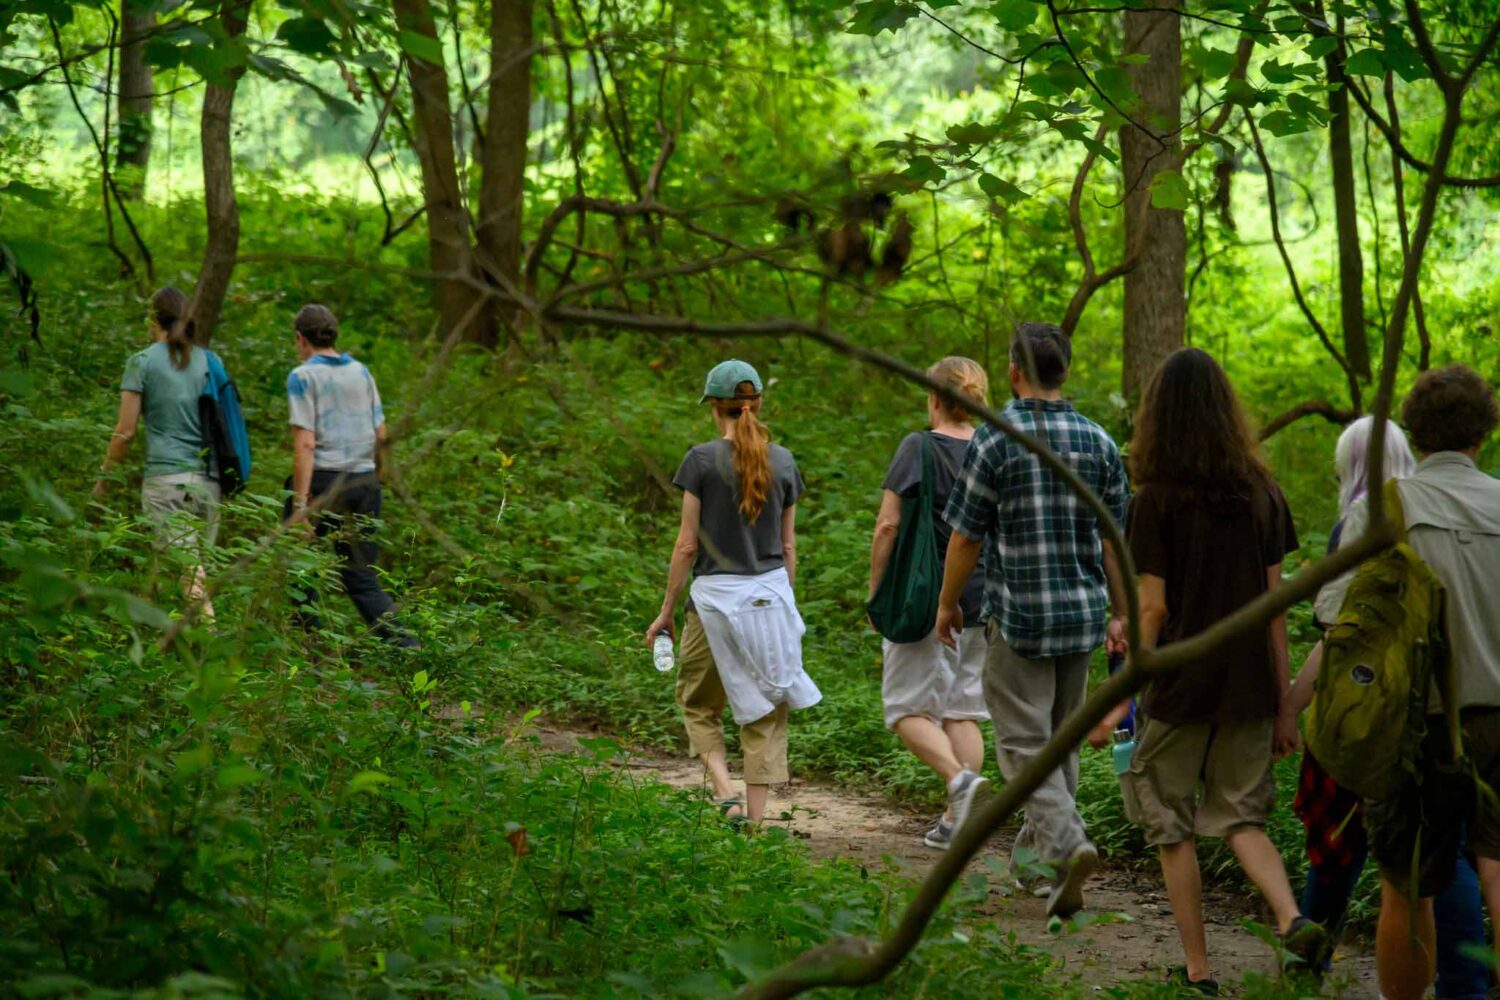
(1245, 115), (1361, 410)
(1258, 399), (1358, 440)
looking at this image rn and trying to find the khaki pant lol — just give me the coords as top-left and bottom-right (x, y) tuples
(676, 610), (789, 784)
(984, 620), (1093, 866)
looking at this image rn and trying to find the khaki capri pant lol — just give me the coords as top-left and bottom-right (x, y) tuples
(676, 610), (789, 785)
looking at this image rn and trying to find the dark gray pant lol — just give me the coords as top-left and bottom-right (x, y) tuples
(284, 471), (401, 635)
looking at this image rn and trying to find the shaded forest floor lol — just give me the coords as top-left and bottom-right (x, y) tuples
(531, 722), (1380, 998)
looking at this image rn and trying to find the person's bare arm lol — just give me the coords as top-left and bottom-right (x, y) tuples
(94, 391), (142, 498)
(1137, 573), (1168, 650)
(646, 492), (701, 644)
(1268, 564), (1299, 756)
(289, 427), (317, 520)
(375, 422), (389, 481)
(1284, 640), (1324, 719)
(935, 531), (982, 648)
(868, 490), (903, 600)
(781, 503), (798, 590)
(1102, 539), (1129, 655)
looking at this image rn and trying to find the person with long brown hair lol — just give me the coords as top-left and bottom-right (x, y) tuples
(870, 356), (991, 850)
(1120, 347), (1324, 990)
(646, 360), (819, 825)
(94, 286), (222, 617)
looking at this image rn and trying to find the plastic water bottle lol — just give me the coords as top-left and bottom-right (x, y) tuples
(652, 633), (675, 673)
(1111, 728), (1136, 776)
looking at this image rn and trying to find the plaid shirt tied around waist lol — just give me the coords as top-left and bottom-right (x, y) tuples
(943, 398), (1130, 659)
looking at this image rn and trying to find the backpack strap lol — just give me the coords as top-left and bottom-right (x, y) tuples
(1382, 478), (1408, 541)
(1390, 476), (1464, 764)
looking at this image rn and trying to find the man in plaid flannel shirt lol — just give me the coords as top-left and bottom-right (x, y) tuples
(936, 322), (1130, 920)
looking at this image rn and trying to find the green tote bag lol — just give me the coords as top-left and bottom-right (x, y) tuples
(867, 434), (943, 644)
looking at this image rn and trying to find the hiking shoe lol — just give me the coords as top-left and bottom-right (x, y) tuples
(947, 769), (988, 836)
(1166, 966), (1219, 996)
(922, 817), (953, 849)
(1045, 842), (1099, 919)
(1281, 916), (1328, 968)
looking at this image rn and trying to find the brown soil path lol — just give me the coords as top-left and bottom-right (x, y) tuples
(533, 724), (1380, 998)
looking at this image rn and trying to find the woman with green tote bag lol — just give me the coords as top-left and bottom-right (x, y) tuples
(868, 356), (991, 849)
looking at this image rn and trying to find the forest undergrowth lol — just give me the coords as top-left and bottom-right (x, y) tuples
(5, 193), (1487, 997)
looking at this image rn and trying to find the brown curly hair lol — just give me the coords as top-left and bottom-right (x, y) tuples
(1401, 365), (1498, 455)
(1130, 348), (1271, 496)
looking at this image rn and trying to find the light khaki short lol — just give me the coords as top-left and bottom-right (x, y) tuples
(1121, 716), (1276, 846)
(881, 626), (989, 730)
(141, 473), (222, 553)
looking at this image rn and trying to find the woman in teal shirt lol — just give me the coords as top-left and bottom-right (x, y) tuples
(95, 286), (223, 618)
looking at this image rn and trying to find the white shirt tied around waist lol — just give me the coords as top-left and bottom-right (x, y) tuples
(689, 567), (821, 724)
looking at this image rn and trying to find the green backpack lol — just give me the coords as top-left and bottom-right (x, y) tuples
(868, 434), (944, 644)
(1307, 481), (1456, 801)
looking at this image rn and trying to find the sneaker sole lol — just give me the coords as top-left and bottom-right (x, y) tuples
(921, 833), (950, 849)
(1045, 843), (1099, 919)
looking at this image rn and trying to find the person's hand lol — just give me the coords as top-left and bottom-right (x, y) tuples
(934, 603), (963, 649)
(1274, 707), (1301, 759)
(1087, 721), (1114, 750)
(1105, 616), (1128, 657)
(284, 504), (316, 541)
(646, 611), (674, 647)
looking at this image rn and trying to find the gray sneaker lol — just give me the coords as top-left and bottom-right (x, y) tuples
(948, 769), (988, 836)
(1045, 842), (1099, 919)
(922, 817), (953, 849)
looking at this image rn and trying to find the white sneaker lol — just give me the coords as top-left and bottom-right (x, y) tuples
(947, 770), (988, 837)
(922, 817), (954, 849)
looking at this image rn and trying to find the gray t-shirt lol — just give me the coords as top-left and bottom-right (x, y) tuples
(673, 438), (804, 577)
(121, 342), (209, 479)
(883, 430), (986, 624)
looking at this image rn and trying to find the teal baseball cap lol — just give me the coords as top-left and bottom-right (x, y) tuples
(699, 359), (763, 402)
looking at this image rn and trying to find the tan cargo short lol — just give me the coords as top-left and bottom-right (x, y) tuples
(1121, 716), (1277, 846)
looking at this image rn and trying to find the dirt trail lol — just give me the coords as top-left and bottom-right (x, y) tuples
(534, 724), (1379, 998)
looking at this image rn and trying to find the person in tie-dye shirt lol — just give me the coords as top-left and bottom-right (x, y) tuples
(283, 304), (417, 647)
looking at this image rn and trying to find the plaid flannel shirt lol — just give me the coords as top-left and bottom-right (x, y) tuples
(943, 398), (1130, 658)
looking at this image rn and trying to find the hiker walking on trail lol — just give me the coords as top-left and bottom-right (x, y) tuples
(282, 304), (417, 648)
(1314, 366), (1500, 1000)
(869, 357), (991, 851)
(936, 323), (1130, 919)
(95, 286), (227, 619)
(646, 360), (820, 826)
(1119, 348), (1324, 992)
(1281, 415), (1489, 996)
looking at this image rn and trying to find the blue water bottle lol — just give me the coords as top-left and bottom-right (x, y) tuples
(1106, 652), (1136, 775)
(1111, 729), (1137, 775)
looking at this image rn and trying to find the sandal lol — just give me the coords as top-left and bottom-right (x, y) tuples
(718, 797), (747, 829)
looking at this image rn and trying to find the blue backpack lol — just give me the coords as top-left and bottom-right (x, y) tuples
(199, 349), (252, 496)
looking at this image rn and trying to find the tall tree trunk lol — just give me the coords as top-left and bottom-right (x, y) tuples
(190, 0), (250, 343)
(116, 0), (154, 200)
(1325, 38), (1371, 381)
(1120, 0), (1185, 399)
(392, 0), (489, 344)
(475, 0), (533, 347)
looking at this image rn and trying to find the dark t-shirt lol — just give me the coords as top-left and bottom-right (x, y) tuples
(1128, 479), (1299, 724)
(883, 430), (986, 624)
(673, 438), (805, 578)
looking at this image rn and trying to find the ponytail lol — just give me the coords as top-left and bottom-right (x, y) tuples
(727, 401), (772, 523)
(151, 286), (195, 370)
(928, 355), (990, 421)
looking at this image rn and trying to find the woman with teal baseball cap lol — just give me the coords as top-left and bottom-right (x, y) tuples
(647, 360), (820, 825)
